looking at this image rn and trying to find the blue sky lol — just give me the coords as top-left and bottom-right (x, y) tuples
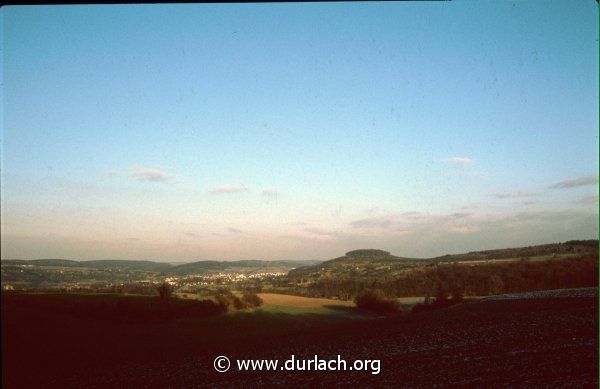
(1, 2), (598, 261)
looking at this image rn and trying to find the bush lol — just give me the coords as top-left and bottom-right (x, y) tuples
(241, 292), (264, 308)
(213, 291), (262, 311)
(412, 286), (463, 314)
(354, 289), (402, 315)
(214, 294), (232, 311)
(157, 282), (174, 301)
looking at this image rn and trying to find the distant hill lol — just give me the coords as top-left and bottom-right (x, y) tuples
(0, 259), (82, 267)
(0, 258), (322, 275)
(79, 260), (173, 273)
(166, 259), (322, 276)
(288, 249), (429, 279)
(287, 241), (598, 280)
(432, 240), (598, 262)
(0, 259), (173, 272)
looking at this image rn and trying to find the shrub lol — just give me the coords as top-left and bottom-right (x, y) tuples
(412, 286), (463, 314)
(214, 294), (231, 311)
(214, 291), (250, 311)
(231, 295), (247, 310)
(241, 292), (264, 308)
(354, 289), (402, 315)
(157, 282), (173, 301)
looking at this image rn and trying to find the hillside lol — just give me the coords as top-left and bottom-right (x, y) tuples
(1, 259), (83, 268)
(0, 259), (173, 272)
(167, 259), (321, 276)
(432, 240), (598, 262)
(80, 260), (173, 272)
(0, 258), (321, 275)
(287, 249), (428, 280)
(287, 241), (598, 280)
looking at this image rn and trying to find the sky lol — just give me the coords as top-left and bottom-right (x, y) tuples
(1, 2), (598, 261)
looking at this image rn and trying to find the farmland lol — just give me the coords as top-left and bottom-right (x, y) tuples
(2, 290), (596, 388)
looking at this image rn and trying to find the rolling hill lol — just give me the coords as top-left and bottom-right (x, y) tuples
(287, 249), (428, 280)
(287, 241), (598, 281)
(1, 258), (322, 276)
(165, 259), (321, 276)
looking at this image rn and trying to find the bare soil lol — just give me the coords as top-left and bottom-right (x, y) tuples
(2, 291), (597, 388)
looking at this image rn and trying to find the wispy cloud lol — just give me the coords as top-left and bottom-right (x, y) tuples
(489, 191), (539, 199)
(574, 195), (599, 205)
(450, 212), (471, 219)
(105, 170), (118, 178)
(350, 216), (394, 229)
(227, 227), (243, 234)
(262, 189), (278, 197)
(448, 226), (479, 234)
(132, 167), (175, 182)
(549, 175), (598, 189)
(448, 156), (474, 165)
(208, 184), (249, 194)
(304, 227), (340, 237)
(351, 212), (472, 230)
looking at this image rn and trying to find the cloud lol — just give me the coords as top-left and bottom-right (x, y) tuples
(448, 226), (479, 234)
(448, 157), (474, 165)
(279, 227), (347, 244)
(262, 189), (278, 197)
(227, 227), (243, 234)
(449, 212), (471, 219)
(304, 227), (339, 237)
(575, 195), (599, 205)
(489, 192), (539, 199)
(350, 212), (473, 231)
(350, 216), (394, 229)
(522, 200), (539, 206)
(208, 184), (249, 194)
(549, 175), (598, 189)
(132, 167), (175, 182)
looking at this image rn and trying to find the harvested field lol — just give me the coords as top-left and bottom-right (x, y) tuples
(481, 287), (597, 301)
(258, 293), (354, 308)
(2, 290), (596, 388)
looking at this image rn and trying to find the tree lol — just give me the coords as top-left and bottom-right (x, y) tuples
(487, 274), (504, 295)
(354, 288), (402, 315)
(241, 292), (264, 308)
(157, 282), (173, 301)
(435, 284), (448, 302)
(450, 285), (464, 302)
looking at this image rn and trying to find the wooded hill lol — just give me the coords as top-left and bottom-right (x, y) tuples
(287, 241), (597, 281)
(1, 258), (321, 276)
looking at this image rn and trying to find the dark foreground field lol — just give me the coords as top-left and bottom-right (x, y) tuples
(2, 292), (597, 388)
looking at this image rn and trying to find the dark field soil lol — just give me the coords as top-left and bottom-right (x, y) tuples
(2, 293), (597, 388)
